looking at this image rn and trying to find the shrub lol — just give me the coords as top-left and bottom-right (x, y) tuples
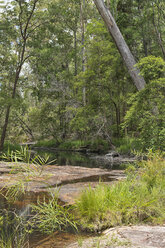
(123, 79), (165, 151)
(136, 56), (165, 82)
(112, 137), (142, 154)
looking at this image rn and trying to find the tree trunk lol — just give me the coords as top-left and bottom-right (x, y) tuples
(0, 0), (38, 150)
(152, 3), (165, 60)
(81, 0), (86, 106)
(16, 115), (34, 141)
(0, 67), (21, 150)
(74, 29), (78, 76)
(0, 106), (11, 150)
(93, 0), (146, 91)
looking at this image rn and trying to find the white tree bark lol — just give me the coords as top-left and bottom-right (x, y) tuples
(94, 0), (146, 91)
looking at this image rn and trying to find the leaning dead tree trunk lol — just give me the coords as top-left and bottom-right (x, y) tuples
(94, 0), (146, 91)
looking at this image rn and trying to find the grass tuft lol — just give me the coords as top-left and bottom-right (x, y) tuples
(31, 193), (77, 234)
(76, 151), (165, 231)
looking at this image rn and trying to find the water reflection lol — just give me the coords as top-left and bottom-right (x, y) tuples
(34, 149), (121, 169)
(35, 150), (96, 167)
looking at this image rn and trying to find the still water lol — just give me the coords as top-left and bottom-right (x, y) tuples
(34, 149), (121, 169)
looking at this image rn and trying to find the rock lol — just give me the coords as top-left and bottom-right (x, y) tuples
(106, 151), (120, 157)
(67, 225), (165, 248)
(19, 141), (37, 146)
(0, 162), (125, 205)
(91, 154), (137, 169)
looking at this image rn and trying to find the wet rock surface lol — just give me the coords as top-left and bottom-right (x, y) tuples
(0, 162), (125, 204)
(30, 231), (81, 248)
(67, 225), (165, 248)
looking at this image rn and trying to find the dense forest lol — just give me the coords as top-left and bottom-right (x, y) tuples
(0, 0), (165, 152)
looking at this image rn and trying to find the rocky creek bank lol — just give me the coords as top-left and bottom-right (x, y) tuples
(0, 161), (125, 205)
(0, 161), (164, 248)
(67, 225), (165, 248)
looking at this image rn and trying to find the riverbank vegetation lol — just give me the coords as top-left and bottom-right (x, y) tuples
(0, 0), (165, 153)
(75, 151), (165, 231)
(31, 195), (77, 234)
(0, 209), (30, 248)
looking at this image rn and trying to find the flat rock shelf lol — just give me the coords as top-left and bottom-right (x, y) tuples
(0, 162), (125, 204)
(67, 225), (165, 248)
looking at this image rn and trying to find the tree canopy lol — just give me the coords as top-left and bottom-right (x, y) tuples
(0, 0), (164, 151)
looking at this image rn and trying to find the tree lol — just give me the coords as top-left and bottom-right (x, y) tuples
(25, 0), (82, 141)
(124, 56), (165, 150)
(93, 0), (146, 90)
(0, 0), (41, 150)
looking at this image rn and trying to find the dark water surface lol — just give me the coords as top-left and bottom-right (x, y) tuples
(34, 149), (121, 169)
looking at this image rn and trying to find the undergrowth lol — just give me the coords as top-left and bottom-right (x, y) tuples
(2, 142), (21, 153)
(112, 137), (142, 154)
(36, 138), (110, 152)
(35, 139), (60, 148)
(76, 151), (165, 231)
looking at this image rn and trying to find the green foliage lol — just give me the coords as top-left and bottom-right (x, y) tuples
(138, 149), (165, 190)
(69, 107), (94, 138)
(1, 146), (31, 163)
(136, 56), (165, 82)
(0, 210), (29, 248)
(2, 142), (21, 153)
(89, 138), (109, 151)
(36, 138), (109, 152)
(124, 78), (165, 150)
(1, 0), (165, 153)
(2, 180), (25, 203)
(1, 1), (165, 244)
(76, 152), (165, 231)
(31, 193), (77, 234)
(58, 140), (86, 150)
(0, 0), (47, 149)
(112, 137), (142, 154)
(35, 139), (60, 148)
(0, 145), (56, 166)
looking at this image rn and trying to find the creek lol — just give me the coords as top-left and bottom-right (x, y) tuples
(0, 150), (126, 247)
(33, 148), (123, 169)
